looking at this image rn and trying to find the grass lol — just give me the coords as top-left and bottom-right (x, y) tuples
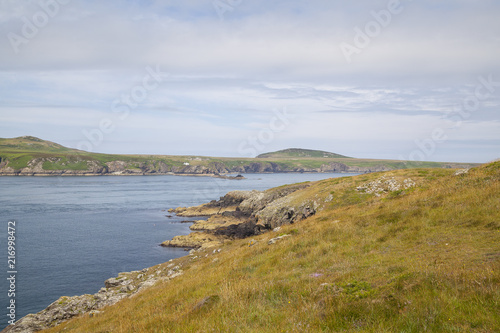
(0, 136), (478, 173)
(42, 157), (90, 171)
(43, 161), (500, 332)
(1, 153), (36, 169)
(257, 148), (350, 159)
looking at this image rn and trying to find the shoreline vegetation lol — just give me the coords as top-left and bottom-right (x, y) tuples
(4, 161), (500, 332)
(0, 136), (479, 178)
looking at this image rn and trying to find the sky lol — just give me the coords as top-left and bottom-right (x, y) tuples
(0, 0), (499, 163)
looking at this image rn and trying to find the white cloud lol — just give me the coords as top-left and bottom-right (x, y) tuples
(0, 0), (499, 162)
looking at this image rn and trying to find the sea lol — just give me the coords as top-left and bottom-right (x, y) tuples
(0, 172), (356, 329)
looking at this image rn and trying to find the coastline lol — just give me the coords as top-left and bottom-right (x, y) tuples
(3, 181), (319, 332)
(0, 170), (362, 177)
(0, 172), (247, 179)
(1, 258), (187, 333)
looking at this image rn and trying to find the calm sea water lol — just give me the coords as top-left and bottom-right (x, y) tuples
(0, 173), (355, 329)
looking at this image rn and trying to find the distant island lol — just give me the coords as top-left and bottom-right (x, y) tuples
(0, 136), (477, 177)
(257, 148), (350, 159)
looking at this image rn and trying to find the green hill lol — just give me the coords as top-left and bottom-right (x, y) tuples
(257, 148), (350, 159)
(0, 136), (78, 154)
(42, 161), (500, 332)
(0, 136), (478, 175)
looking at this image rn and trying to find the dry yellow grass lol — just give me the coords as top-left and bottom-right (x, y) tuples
(44, 162), (500, 332)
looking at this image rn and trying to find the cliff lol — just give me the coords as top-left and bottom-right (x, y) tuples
(0, 136), (478, 177)
(1, 262), (185, 333)
(160, 183), (315, 248)
(0, 157), (391, 176)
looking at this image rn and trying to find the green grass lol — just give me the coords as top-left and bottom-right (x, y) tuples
(0, 136), (78, 154)
(257, 148), (350, 159)
(42, 157), (90, 171)
(1, 153), (35, 169)
(0, 136), (480, 174)
(44, 161), (500, 333)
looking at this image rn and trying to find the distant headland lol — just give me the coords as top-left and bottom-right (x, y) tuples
(0, 136), (477, 177)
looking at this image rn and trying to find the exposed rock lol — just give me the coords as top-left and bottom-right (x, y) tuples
(172, 190), (261, 217)
(255, 198), (319, 229)
(454, 169), (470, 176)
(88, 310), (101, 317)
(213, 174), (245, 180)
(319, 162), (349, 172)
(189, 215), (246, 231)
(356, 176), (416, 197)
(106, 160), (129, 172)
(238, 184), (310, 215)
(163, 182), (316, 247)
(172, 204), (238, 217)
(207, 162), (230, 174)
(268, 234), (291, 245)
(214, 220), (260, 239)
(3, 267), (183, 333)
(160, 232), (227, 249)
(219, 190), (259, 206)
(0, 150), (479, 177)
(104, 277), (125, 288)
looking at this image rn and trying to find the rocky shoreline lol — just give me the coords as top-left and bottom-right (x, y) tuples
(3, 181), (325, 332)
(160, 182), (320, 249)
(1, 262), (185, 333)
(0, 157), (394, 177)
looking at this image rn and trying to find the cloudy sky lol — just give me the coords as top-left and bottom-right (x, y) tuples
(1, 0), (499, 162)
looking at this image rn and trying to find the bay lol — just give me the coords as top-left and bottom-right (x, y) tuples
(0, 173), (355, 329)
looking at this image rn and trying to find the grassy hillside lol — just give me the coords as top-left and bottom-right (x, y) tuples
(0, 136), (165, 170)
(43, 162), (500, 332)
(0, 137), (478, 174)
(0, 136), (78, 153)
(257, 148), (350, 159)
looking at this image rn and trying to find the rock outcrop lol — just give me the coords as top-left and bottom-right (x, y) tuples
(162, 182), (318, 248)
(2, 264), (184, 333)
(0, 156), (396, 177)
(161, 232), (228, 249)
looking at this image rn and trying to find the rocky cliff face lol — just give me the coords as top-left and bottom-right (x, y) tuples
(1, 263), (184, 333)
(0, 157), (387, 177)
(162, 182), (319, 248)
